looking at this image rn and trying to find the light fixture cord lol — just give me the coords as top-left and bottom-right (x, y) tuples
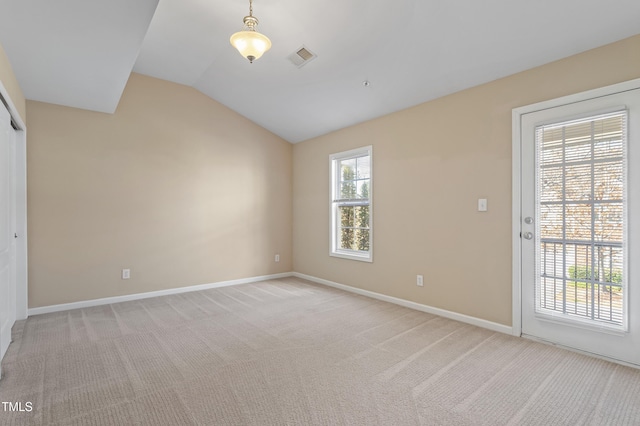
(249, 0), (253, 17)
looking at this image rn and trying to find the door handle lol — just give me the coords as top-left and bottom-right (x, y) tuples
(522, 232), (533, 240)
(524, 217), (534, 225)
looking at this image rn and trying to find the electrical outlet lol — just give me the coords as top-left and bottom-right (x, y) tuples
(122, 269), (130, 280)
(275, 254), (280, 262)
(417, 275), (424, 287)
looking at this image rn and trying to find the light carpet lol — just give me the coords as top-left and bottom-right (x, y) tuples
(1, 277), (639, 425)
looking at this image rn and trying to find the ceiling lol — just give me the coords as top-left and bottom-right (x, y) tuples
(1, 0), (639, 143)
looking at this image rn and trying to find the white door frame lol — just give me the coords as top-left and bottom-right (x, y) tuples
(0, 81), (27, 321)
(512, 78), (640, 339)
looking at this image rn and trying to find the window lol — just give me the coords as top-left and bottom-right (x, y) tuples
(330, 146), (372, 262)
(536, 111), (626, 326)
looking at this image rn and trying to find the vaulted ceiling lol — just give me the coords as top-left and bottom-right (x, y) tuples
(1, 0), (639, 143)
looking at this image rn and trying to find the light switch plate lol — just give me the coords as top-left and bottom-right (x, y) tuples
(478, 198), (488, 212)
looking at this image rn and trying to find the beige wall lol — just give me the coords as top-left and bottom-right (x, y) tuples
(293, 34), (640, 326)
(0, 42), (26, 123)
(27, 73), (292, 308)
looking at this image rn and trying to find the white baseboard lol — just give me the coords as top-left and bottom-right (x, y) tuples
(28, 271), (513, 336)
(292, 272), (513, 335)
(28, 272), (294, 316)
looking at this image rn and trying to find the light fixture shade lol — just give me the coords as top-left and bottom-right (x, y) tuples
(230, 30), (272, 63)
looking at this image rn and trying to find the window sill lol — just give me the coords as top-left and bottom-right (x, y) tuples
(330, 251), (372, 263)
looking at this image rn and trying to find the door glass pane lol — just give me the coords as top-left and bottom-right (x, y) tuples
(535, 111), (626, 328)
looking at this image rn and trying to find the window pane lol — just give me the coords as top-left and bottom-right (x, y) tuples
(357, 180), (370, 199)
(541, 144), (563, 165)
(340, 159), (356, 183)
(565, 204), (591, 241)
(356, 155), (370, 179)
(354, 206), (369, 229)
(564, 139), (591, 163)
(540, 166), (563, 203)
(356, 229), (370, 251)
(595, 203), (623, 242)
(540, 204), (563, 239)
(594, 162), (623, 201)
(340, 182), (357, 199)
(565, 164), (592, 201)
(339, 205), (355, 227)
(594, 115), (624, 160)
(339, 220), (356, 250)
(594, 138), (623, 160)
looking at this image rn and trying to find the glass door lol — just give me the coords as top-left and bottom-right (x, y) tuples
(520, 88), (640, 365)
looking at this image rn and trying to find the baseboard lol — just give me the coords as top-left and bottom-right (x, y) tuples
(28, 270), (513, 335)
(292, 272), (513, 335)
(28, 272), (294, 316)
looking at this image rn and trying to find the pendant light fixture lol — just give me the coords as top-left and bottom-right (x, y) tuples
(230, 0), (271, 63)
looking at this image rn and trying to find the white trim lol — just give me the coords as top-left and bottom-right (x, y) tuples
(0, 81), (27, 321)
(14, 126), (26, 321)
(512, 107), (523, 337)
(329, 145), (373, 161)
(0, 81), (26, 129)
(329, 251), (372, 262)
(293, 272), (513, 335)
(511, 78), (640, 340)
(28, 272), (294, 316)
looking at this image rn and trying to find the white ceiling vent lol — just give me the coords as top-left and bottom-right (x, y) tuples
(288, 46), (317, 68)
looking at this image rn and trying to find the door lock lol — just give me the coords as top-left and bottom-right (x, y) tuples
(524, 217), (534, 225)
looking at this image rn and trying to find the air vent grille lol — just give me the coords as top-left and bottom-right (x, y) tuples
(296, 47), (314, 61)
(288, 46), (317, 68)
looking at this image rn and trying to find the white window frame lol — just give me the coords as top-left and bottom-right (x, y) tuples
(329, 145), (373, 262)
